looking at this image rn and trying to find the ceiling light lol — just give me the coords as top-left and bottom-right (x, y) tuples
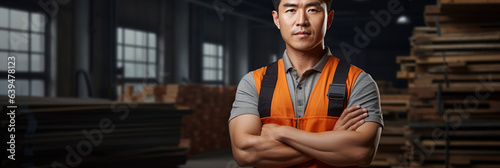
(396, 15), (410, 25)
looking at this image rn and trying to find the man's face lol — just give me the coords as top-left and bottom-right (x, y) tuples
(273, 0), (333, 52)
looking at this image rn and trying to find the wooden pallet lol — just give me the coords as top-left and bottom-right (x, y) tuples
(439, 0), (500, 5)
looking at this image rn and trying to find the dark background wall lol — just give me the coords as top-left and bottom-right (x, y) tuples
(0, 0), (436, 99)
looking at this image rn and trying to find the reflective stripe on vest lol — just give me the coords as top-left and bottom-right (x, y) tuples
(252, 56), (363, 168)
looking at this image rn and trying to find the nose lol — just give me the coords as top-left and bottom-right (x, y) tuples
(296, 10), (309, 27)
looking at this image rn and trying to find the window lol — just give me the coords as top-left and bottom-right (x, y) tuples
(0, 7), (47, 97)
(202, 42), (224, 84)
(116, 27), (157, 92)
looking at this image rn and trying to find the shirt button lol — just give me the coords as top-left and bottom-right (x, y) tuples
(298, 86), (303, 90)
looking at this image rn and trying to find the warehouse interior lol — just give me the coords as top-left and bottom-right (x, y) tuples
(1, 0), (500, 167)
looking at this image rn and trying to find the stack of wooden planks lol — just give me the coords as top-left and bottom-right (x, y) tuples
(424, 0), (500, 34)
(371, 94), (411, 168)
(0, 97), (192, 168)
(399, 27), (500, 123)
(405, 122), (500, 168)
(119, 84), (237, 155)
(396, 0), (500, 167)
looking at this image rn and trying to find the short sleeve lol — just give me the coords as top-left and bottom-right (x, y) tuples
(347, 71), (384, 128)
(228, 72), (260, 123)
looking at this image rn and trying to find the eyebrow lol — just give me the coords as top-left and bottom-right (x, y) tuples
(282, 2), (322, 8)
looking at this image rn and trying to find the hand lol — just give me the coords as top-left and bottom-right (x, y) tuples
(261, 123), (283, 141)
(333, 105), (368, 131)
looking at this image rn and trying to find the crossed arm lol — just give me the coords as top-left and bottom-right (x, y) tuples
(229, 105), (382, 167)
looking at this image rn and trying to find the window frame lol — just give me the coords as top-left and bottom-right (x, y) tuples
(116, 27), (159, 90)
(202, 42), (225, 85)
(0, 6), (49, 97)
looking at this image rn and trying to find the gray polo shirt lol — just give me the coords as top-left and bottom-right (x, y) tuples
(229, 48), (384, 128)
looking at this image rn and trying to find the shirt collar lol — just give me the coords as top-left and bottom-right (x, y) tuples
(282, 47), (332, 73)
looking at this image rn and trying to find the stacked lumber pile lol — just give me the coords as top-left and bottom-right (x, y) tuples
(424, 0), (500, 34)
(119, 84), (237, 155)
(396, 1), (500, 167)
(371, 94), (411, 168)
(405, 122), (500, 168)
(0, 97), (192, 168)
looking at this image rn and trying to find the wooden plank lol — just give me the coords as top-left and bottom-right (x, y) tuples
(410, 107), (500, 114)
(408, 112), (500, 122)
(407, 129), (500, 138)
(397, 71), (415, 79)
(440, 0), (500, 4)
(413, 27), (437, 34)
(382, 126), (406, 135)
(438, 3), (500, 14)
(400, 63), (416, 71)
(379, 136), (406, 145)
(396, 56), (416, 64)
(422, 140), (500, 146)
(413, 100), (500, 113)
(425, 64), (500, 73)
(380, 93), (410, 112)
(380, 94), (412, 104)
(416, 73), (483, 81)
(425, 15), (500, 26)
(411, 32), (500, 44)
(413, 74), (500, 86)
(424, 5), (441, 15)
(440, 24), (500, 34)
(414, 43), (500, 52)
(415, 54), (500, 64)
(429, 2), (500, 15)
(409, 86), (500, 93)
(405, 154), (500, 167)
(410, 81), (500, 89)
(413, 50), (500, 57)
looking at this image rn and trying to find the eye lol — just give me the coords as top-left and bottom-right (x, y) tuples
(307, 8), (319, 13)
(285, 9), (296, 13)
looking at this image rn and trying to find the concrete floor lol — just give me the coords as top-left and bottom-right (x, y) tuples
(178, 147), (251, 168)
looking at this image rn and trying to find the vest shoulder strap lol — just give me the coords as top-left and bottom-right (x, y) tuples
(258, 59), (351, 118)
(328, 60), (351, 117)
(258, 61), (278, 118)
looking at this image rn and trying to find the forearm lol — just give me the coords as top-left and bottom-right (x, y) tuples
(233, 134), (312, 167)
(278, 123), (381, 166)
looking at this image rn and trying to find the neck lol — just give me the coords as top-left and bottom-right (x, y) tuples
(286, 44), (326, 77)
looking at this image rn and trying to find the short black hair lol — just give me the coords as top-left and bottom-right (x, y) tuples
(272, 0), (332, 11)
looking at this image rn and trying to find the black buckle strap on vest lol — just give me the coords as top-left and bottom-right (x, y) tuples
(258, 61), (278, 118)
(327, 60), (351, 117)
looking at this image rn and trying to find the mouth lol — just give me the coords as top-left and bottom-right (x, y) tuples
(294, 31), (311, 38)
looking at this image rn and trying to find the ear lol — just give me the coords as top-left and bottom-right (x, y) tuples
(327, 10), (334, 29)
(272, 10), (280, 29)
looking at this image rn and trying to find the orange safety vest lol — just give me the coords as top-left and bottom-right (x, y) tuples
(252, 56), (363, 168)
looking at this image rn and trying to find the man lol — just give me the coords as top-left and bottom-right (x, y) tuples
(228, 0), (383, 167)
